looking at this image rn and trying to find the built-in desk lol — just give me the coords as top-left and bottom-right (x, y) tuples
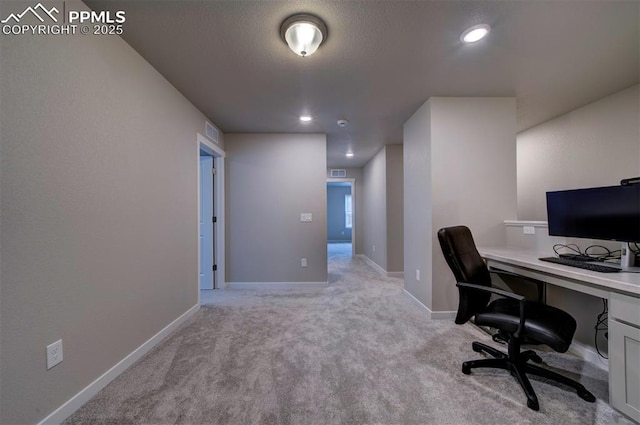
(478, 247), (640, 422)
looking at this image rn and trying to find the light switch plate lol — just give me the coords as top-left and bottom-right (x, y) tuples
(300, 213), (312, 222)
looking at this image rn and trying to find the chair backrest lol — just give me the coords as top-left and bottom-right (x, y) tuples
(437, 226), (492, 324)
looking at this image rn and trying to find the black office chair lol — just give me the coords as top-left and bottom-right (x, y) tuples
(437, 225), (596, 410)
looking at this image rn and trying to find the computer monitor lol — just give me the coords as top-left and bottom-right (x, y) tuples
(546, 184), (640, 243)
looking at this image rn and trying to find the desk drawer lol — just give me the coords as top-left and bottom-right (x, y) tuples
(611, 292), (640, 326)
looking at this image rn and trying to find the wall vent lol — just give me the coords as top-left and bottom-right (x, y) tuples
(330, 169), (347, 178)
(205, 122), (219, 144)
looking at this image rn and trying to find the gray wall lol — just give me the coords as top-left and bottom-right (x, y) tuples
(518, 85), (639, 220)
(327, 168), (364, 254)
(385, 145), (404, 273)
(0, 1), (220, 423)
(361, 146), (404, 273)
(363, 148), (388, 269)
(225, 134), (327, 283)
(515, 84), (640, 353)
(403, 103), (433, 307)
(404, 98), (517, 313)
(327, 185), (352, 242)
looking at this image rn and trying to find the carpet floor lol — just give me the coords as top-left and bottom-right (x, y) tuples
(64, 243), (633, 425)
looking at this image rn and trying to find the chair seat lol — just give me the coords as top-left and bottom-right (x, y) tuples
(475, 298), (577, 352)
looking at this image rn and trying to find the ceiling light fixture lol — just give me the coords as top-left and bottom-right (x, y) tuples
(300, 115), (312, 122)
(280, 14), (328, 57)
(346, 152), (354, 158)
(460, 24), (491, 43)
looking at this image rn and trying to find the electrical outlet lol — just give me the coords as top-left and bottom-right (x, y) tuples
(416, 269), (420, 281)
(301, 258), (307, 267)
(300, 213), (312, 222)
(523, 226), (535, 235)
(46, 339), (63, 370)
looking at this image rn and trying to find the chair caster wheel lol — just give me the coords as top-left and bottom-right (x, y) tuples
(578, 389), (596, 403)
(462, 364), (471, 375)
(527, 399), (539, 411)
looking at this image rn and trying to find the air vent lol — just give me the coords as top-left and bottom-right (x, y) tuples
(205, 122), (219, 144)
(330, 169), (347, 178)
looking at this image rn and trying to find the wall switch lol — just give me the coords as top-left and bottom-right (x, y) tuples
(46, 339), (63, 370)
(523, 226), (535, 235)
(300, 213), (312, 222)
(301, 258), (307, 267)
(372, 245), (376, 252)
(416, 269), (420, 281)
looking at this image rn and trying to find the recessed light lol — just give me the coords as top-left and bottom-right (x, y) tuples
(346, 152), (354, 158)
(300, 115), (312, 122)
(461, 24), (491, 43)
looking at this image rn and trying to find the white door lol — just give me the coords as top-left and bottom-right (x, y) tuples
(200, 156), (214, 289)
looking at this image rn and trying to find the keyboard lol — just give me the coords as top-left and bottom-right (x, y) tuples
(539, 257), (620, 273)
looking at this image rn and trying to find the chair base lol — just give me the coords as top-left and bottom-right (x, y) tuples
(462, 341), (596, 411)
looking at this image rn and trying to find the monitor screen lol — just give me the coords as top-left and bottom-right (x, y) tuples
(546, 185), (640, 243)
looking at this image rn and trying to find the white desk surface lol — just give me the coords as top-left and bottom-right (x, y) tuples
(478, 246), (640, 298)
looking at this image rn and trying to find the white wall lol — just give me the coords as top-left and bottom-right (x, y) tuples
(225, 134), (327, 285)
(0, 1), (221, 423)
(404, 98), (517, 314)
(518, 85), (639, 220)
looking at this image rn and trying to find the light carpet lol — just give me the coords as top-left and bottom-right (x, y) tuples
(64, 243), (633, 424)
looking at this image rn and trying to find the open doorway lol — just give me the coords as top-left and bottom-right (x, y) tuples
(198, 133), (225, 298)
(327, 179), (356, 258)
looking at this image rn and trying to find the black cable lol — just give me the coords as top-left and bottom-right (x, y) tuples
(630, 243), (640, 261)
(584, 245), (612, 259)
(594, 299), (608, 359)
(552, 243), (639, 267)
(553, 243), (583, 256)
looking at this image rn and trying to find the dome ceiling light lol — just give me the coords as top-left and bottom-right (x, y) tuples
(280, 14), (328, 57)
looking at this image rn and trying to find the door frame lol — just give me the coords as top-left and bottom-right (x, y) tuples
(197, 133), (225, 300)
(199, 155), (214, 289)
(327, 177), (356, 256)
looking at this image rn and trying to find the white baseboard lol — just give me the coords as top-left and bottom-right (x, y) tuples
(403, 289), (457, 320)
(38, 304), (200, 425)
(359, 255), (404, 278)
(569, 340), (609, 371)
(359, 254), (386, 275)
(226, 282), (328, 289)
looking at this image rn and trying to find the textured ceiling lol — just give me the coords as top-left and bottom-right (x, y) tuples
(86, 0), (639, 167)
